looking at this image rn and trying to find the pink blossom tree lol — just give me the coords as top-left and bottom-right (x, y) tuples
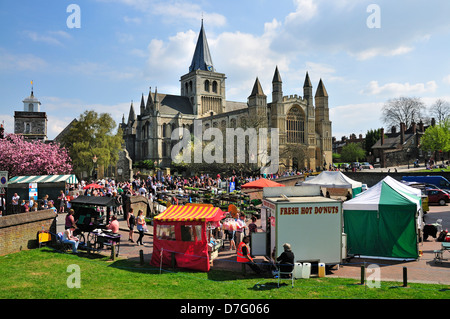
(0, 133), (73, 177)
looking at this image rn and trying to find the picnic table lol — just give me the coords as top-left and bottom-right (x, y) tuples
(434, 242), (450, 263)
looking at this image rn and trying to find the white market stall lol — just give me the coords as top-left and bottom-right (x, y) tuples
(255, 186), (344, 266)
(300, 171), (363, 197)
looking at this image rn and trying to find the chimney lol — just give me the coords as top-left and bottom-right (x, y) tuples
(431, 118), (436, 126)
(411, 121), (416, 134)
(381, 128), (384, 145)
(400, 122), (405, 145)
(419, 120), (424, 132)
(391, 126), (396, 134)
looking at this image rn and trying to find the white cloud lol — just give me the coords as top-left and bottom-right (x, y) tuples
(443, 75), (450, 85)
(330, 102), (384, 138)
(285, 0), (318, 24)
(0, 114), (14, 136)
(98, 0), (226, 27)
(123, 16), (141, 24)
(22, 30), (71, 46)
(353, 46), (414, 61)
(361, 80), (438, 96)
(0, 49), (48, 71)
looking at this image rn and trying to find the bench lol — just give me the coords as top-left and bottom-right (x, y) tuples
(434, 242), (450, 263)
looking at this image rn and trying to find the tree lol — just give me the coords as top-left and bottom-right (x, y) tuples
(0, 134), (72, 177)
(420, 120), (450, 163)
(61, 110), (124, 177)
(381, 97), (426, 129)
(364, 128), (383, 154)
(340, 143), (366, 163)
(429, 99), (450, 124)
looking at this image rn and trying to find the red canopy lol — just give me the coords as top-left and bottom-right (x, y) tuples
(151, 204), (226, 272)
(83, 183), (103, 190)
(241, 178), (285, 189)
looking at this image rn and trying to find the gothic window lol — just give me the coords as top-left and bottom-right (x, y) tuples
(25, 123), (31, 134)
(212, 81), (218, 93)
(204, 80), (210, 92)
(185, 82), (189, 94)
(189, 81), (193, 92)
(162, 141), (167, 157)
(230, 118), (236, 128)
(286, 106), (305, 144)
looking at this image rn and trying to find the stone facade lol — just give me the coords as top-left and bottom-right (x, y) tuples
(14, 90), (47, 141)
(0, 210), (57, 256)
(121, 22), (332, 172)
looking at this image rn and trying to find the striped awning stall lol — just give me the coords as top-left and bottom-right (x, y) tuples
(8, 174), (79, 185)
(154, 204), (225, 222)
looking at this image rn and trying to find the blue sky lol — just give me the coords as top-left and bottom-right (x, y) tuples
(1, 0), (449, 140)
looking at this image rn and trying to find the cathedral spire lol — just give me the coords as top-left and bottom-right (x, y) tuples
(127, 100), (136, 124)
(250, 77), (265, 97)
(189, 21), (215, 72)
(303, 72), (312, 88)
(315, 78), (328, 97)
(146, 86), (153, 110)
(140, 93), (145, 114)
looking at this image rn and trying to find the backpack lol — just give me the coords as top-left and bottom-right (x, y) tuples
(437, 230), (448, 242)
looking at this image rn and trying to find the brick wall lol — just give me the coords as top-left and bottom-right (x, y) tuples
(0, 210), (57, 256)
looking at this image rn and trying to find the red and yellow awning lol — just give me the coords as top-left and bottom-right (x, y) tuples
(154, 204), (225, 222)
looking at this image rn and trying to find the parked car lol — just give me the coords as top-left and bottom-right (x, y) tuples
(402, 175), (450, 190)
(360, 162), (374, 169)
(351, 162), (361, 170)
(424, 188), (450, 206)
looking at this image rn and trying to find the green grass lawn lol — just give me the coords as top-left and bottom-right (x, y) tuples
(416, 167), (450, 173)
(0, 247), (449, 299)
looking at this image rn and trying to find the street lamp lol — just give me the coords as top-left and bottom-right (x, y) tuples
(92, 155), (98, 180)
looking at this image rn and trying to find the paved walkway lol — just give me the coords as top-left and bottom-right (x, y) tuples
(57, 208), (450, 286)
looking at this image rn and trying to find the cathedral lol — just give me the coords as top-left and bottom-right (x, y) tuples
(121, 22), (332, 173)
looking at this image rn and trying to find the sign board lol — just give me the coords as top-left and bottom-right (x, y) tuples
(29, 182), (38, 201)
(0, 171), (7, 188)
(0, 171), (7, 195)
(264, 196), (343, 265)
(229, 181), (235, 193)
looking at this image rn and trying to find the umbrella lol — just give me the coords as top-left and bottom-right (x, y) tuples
(83, 183), (104, 190)
(241, 178), (285, 189)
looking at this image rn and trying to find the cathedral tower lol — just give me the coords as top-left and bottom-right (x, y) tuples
(180, 21), (226, 116)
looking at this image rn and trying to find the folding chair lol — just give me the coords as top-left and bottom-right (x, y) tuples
(56, 232), (72, 252)
(275, 263), (295, 288)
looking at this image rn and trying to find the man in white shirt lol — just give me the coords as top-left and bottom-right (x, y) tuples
(235, 213), (247, 247)
(12, 193), (20, 214)
(139, 186), (147, 197)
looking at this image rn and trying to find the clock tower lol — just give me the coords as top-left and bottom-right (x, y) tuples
(14, 83), (48, 141)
